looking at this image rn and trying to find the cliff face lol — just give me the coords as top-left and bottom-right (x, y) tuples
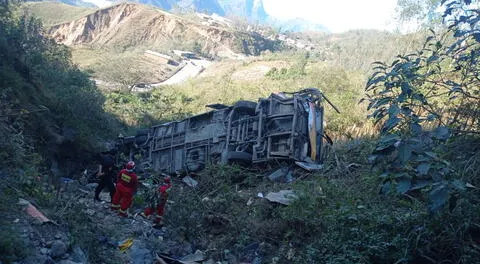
(48, 3), (276, 57)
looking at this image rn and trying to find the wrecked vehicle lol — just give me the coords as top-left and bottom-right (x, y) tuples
(117, 88), (336, 174)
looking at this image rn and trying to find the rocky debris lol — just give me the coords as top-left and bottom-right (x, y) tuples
(130, 240), (153, 264)
(265, 190), (298, 205)
(10, 167), (283, 264)
(21, 254), (54, 264)
(50, 240), (68, 258)
(182, 176), (198, 188)
(57, 260), (81, 264)
(18, 198), (55, 224)
(70, 246), (87, 263)
(267, 167), (293, 183)
(180, 250), (206, 262)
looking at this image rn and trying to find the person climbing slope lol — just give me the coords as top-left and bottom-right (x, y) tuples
(141, 174), (172, 226)
(94, 150), (116, 202)
(111, 161), (138, 217)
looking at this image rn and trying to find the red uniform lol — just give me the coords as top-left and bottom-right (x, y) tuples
(111, 169), (138, 217)
(143, 182), (172, 224)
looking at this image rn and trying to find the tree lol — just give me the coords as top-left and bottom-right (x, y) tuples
(366, 0), (480, 211)
(395, 0), (443, 30)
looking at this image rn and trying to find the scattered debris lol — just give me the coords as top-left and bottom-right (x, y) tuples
(267, 167), (294, 183)
(182, 176), (198, 188)
(78, 188), (90, 194)
(50, 240), (68, 258)
(295, 161), (323, 171)
(257, 193), (264, 198)
(40, 247), (49, 255)
(466, 183), (478, 189)
(155, 253), (169, 264)
(246, 198), (253, 206)
(265, 190), (298, 205)
(85, 209), (96, 216)
(180, 250), (206, 262)
(18, 198), (56, 224)
(119, 238), (134, 253)
(130, 239), (154, 264)
(157, 253), (200, 264)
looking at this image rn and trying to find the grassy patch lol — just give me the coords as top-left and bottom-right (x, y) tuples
(22, 1), (95, 27)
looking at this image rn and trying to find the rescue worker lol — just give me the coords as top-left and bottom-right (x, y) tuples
(141, 174), (172, 226)
(111, 161), (138, 217)
(94, 150), (116, 202)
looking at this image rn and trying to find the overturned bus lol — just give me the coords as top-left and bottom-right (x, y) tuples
(117, 88), (335, 174)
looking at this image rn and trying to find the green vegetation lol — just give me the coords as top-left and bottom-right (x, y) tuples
(1, 1), (121, 166)
(22, 1), (95, 27)
(0, 2), (123, 262)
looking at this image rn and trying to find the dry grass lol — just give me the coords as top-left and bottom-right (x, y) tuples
(22, 1), (96, 27)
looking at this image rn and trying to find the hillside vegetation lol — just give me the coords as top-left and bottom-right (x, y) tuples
(22, 1), (95, 27)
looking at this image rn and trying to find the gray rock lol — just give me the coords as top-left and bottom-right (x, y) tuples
(40, 247), (49, 255)
(62, 253), (70, 259)
(22, 255), (54, 264)
(46, 241), (54, 247)
(50, 240), (68, 258)
(86, 183), (98, 190)
(55, 234), (63, 239)
(85, 209), (95, 216)
(71, 246), (87, 264)
(58, 260), (81, 264)
(130, 240), (153, 264)
(96, 212), (105, 219)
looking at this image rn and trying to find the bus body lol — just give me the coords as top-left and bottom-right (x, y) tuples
(118, 88), (329, 174)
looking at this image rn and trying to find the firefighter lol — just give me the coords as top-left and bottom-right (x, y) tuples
(111, 161), (138, 217)
(141, 174), (172, 226)
(94, 150), (116, 202)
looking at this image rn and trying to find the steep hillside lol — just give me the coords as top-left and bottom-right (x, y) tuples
(47, 3), (278, 57)
(22, 1), (96, 27)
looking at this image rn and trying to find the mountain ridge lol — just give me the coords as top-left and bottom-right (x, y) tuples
(28, 0), (328, 32)
(47, 3), (279, 57)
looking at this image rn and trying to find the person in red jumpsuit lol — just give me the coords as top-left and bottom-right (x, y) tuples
(111, 161), (138, 217)
(141, 174), (172, 226)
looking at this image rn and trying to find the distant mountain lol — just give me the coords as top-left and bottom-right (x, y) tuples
(47, 3), (279, 57)
(275, 17), (329, 33)
(217, 0), (268, 22)
(27, 0), (327, 32)
(125, 0), (225, 15)
(29, 0), (269, 22)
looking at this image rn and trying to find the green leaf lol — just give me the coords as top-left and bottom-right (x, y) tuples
(398, 143), (412, 163)
(473, 33), (480, 42)
(417, 163), (431, 175)
(396, 178), (412, 194)
(382, 116), (401, 133)
(410, 123), (422, 135)
(428, 183), (450, 213)
(375, 134), (400, 151)
(411, 180), (431, 191)
(388, 104), (400, 117)
(451, 179), (466, 191)
(432, 126), (450, 140)
(427, 55), (439, 63)
(381, 181), (392, 194)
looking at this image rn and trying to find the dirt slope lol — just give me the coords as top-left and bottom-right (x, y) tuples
(48, 3), (276, 58)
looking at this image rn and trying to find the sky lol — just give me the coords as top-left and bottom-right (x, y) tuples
(262, 0), (399, 33)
